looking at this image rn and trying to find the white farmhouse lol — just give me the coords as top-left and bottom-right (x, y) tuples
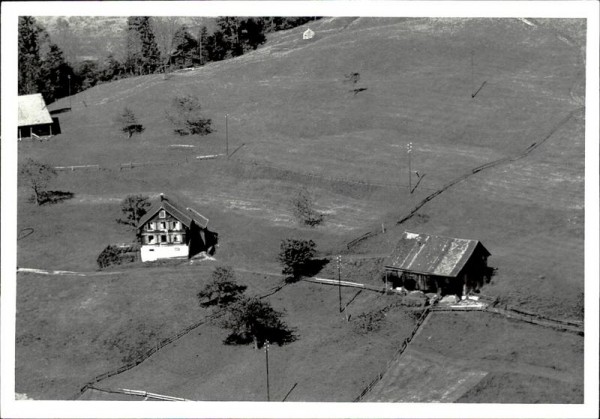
(137, 194), (218, 262)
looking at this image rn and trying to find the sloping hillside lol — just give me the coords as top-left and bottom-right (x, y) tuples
(16, 17), (586, 401)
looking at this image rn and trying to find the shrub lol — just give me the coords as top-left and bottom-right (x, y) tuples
(165, 94), (213, 136)
(97, 244), (137, 269)
(352, 310), (386, 335)
(116, 106), (145, 138)
(291, 188), (324, 227)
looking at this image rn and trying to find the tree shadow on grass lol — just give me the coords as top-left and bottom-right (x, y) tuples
(223, 327), (298, 349)
(285, 258), (330, 284)
(39, 190), (75, 205)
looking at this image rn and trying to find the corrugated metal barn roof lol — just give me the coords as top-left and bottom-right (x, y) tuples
(18, 94), (53, 126)
(138, 194), (209, 230)
(385, 231), (490, 277)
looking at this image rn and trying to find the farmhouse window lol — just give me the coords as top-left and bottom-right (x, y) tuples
(172, 221), (180, 230)
(173, 235), (181, 243)
(159, 210), (166, 218)
(160, 221), (166, 230)
(161, 235), (167, 243)
(147, 235), (155, 244)
(149, 222), (155, 230)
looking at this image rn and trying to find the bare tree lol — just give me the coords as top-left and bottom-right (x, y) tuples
(19, 158), (57, 206)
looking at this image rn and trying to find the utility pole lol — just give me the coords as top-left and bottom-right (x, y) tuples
(471, 50), (474, 93)
(225, 114), (229, 158)
(265, 340), (270, 401)
(337, 255), (342, 313)
(407, 142), (413, 193)
(67, 75), (72, 110)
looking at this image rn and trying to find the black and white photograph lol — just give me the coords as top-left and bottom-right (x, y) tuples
(1, 1), (599, 418)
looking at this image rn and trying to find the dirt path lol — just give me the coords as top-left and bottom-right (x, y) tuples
(17, 267), (122, 277)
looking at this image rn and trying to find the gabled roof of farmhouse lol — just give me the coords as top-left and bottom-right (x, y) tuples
(18, 94), (53, 127)
(138, 194), (209, 229)
(385, 231), (490, 278)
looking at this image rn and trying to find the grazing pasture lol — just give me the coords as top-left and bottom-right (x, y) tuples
(15, 17), (585, 401)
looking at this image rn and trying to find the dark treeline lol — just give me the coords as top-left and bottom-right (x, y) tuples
(18, 16), (321, 105)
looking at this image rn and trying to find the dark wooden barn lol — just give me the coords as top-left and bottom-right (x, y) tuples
(384, 231), (491, 296)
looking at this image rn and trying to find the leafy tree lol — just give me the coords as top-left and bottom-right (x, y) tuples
(261, 17), (321, 33)
(117, 194), (151, 229)
(39, 43), (75, 103)
(116, 106), (145, 138)
(278, 239), (317, 280)
(19, 158), (57, 206)
(125, 17), (161, 75)
(215, 17), (242, 57)
(205, 31), (227, 62)
(197, 26), (210, 65)
(166, 94), (213, 136)
(73, 60), (100, 90)
(170, 25), (199, 68)
(292, 188), (324, 227)
(197, 266), (247, 309)
(239, 18), (267, 52)
(18, 17), (43, 95)
(220, 297), (294, 349)
(99, 54), (125, 82)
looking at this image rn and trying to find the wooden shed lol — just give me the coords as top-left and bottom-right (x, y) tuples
(18, 94), (60, 139)
(384, 231), (491, 296)
(303, 28), (315, 40)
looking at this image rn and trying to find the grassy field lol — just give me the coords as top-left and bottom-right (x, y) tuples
(15, 17), (586, 401)
(364, 311), (583, 403)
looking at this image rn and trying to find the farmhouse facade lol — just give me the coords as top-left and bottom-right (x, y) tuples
(384, 231), (491, 296)
(137, 194), (218, 262)
(18, 94), (60, 139)
(303, 28), (315, 39)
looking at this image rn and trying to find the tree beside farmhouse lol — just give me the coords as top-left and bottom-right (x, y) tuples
(117, 194), (151, 229)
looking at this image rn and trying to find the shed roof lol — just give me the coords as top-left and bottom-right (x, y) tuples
(18, 94), (53, 126)
(385, 231), (490, 278)
(138, 194), (209, 230)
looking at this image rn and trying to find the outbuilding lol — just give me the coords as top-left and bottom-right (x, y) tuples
(137, 194), (218, 262)
(18, 94), (60, 139)
(384, 231), (491, 296)
(303, 28), (315, 40)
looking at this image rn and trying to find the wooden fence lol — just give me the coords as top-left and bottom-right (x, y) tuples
(77, 278), (289, 398)
(353, 307), (432, 402)
(347, 109), (579, 250)
(55, 164), (100, 172)
(303, 277), (385, 293)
